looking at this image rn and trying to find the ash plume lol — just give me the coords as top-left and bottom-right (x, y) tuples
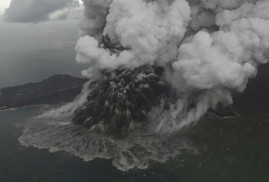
(74, 0), (269, 134)
(19, 0), (269, 170)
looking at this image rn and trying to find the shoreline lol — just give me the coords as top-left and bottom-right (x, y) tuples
(0, 74), (88, 111)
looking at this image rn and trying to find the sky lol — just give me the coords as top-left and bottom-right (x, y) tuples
(0, 0), (11, 14)
(0, 0), (84, 88)
(0, 0), (83, 16)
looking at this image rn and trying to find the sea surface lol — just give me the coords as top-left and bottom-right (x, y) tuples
(0, 107), (182, 182)
(1, 97), (269, 182)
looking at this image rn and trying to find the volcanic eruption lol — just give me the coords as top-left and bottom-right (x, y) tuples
(73, 34), (173, 137)
(19, 0), (269, 171)
(73, 0), (269, 136)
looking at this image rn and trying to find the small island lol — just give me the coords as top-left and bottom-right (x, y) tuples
(0, 74), (88, 110)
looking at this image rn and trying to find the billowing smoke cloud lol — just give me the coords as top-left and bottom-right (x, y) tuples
(75, 0), (269, 132)
(16, 0), (269, 171)
(4, 0), (81, 22)
(76, 0), (190, 71)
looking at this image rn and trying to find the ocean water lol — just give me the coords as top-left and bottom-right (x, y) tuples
(0, 107), (183, 182)
(0, 20), (85, 89)
(1, 98), (269, 182)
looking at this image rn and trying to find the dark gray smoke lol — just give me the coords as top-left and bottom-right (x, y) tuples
(73, 66), (170, 137)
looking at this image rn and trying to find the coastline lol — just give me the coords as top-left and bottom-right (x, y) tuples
(0, 74), (88, 111)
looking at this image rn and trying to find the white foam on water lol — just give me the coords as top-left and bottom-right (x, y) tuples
(18, 80), (198, 171)
(19, 116), (198, 171)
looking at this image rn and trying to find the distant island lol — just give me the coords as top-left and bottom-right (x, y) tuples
(0, 74), (88, 110)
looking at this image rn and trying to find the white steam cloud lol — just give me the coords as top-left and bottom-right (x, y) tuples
(76, 0), (190, 71)
(75, 0), (269, 132)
